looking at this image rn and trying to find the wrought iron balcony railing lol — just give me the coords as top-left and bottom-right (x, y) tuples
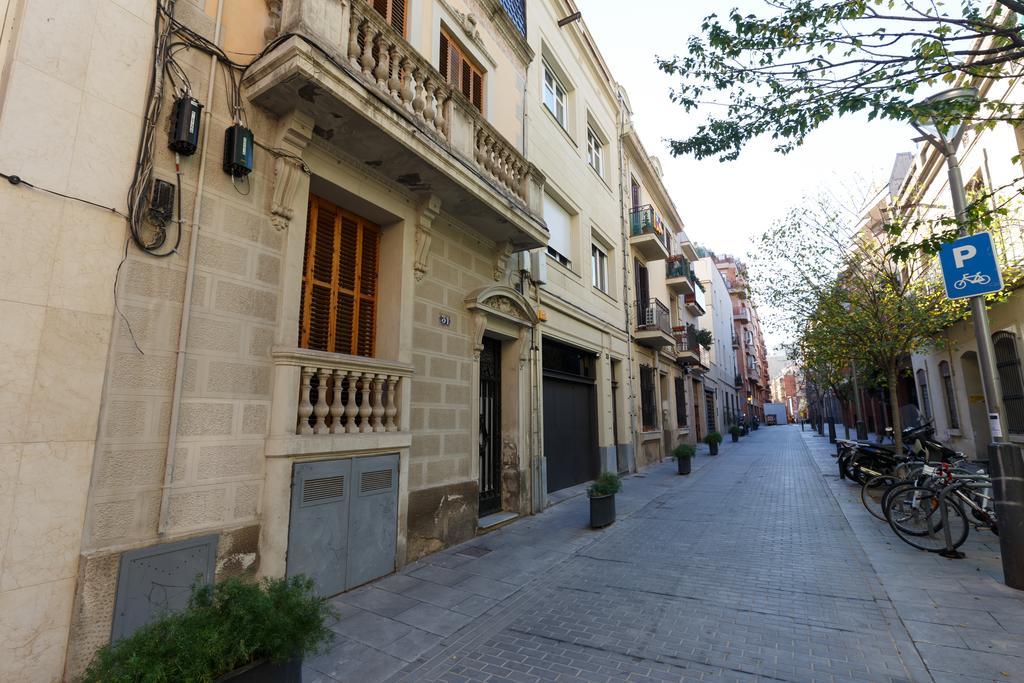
(636, 297), (671, 335)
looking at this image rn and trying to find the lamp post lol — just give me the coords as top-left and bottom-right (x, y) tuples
(911, 87), (1022, 586)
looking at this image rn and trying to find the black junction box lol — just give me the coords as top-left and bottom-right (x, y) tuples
(169, 96), (202, 155)
(223, 124), (254, 177)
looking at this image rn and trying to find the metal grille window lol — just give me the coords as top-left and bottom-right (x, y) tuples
(591, 243), (608, 293)
(994, 332), (1024, 434)
(439, 30), (484, 112)
(639, 365), (657, 432)
(543, 61), (567, 128)
(916, 368), (932, 421)
(300, 195), (380, 357)
(675, 376), (687, 427)
(500, 0), (526, 36)
(939, 361), (959, 430)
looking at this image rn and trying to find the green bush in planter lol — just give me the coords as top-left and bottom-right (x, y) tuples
(704, 431), (722, 445)
(589, 471), (622, 497)
(672, 443), (695, 460)
(83, 576), (335, 683)
(728, 425), (742, 437)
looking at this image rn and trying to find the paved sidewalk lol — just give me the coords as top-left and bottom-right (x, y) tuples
(303, 426), (1023, 682)
(802, 428), (1024, 682)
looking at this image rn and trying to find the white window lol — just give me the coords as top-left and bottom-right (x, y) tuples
(587, 127), (603, 176)
(543, 193), (572, 267)
(543, 61), (567, 128)
(591, 243), (608, 293)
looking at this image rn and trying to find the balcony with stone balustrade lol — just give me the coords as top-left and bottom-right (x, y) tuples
(245, 0), (547, 250)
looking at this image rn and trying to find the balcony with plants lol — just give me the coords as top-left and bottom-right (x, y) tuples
(629, 204), (672, 261)
(684, 280), (706, 316)
(665, 255), (695, 295)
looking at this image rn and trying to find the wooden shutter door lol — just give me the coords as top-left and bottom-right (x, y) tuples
(372, 0), (406, 35)
(300, 195), (380, 358)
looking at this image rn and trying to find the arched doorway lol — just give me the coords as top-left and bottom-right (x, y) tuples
(960, 351), (990, 459)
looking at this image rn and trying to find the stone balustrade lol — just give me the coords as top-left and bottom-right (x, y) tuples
(271, 348), (414, 437)
(275, 0), (534, 209)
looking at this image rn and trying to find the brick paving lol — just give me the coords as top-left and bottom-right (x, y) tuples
(303, 425), (1024, 682)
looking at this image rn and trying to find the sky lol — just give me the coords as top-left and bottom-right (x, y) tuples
(574, 0), (918, 351)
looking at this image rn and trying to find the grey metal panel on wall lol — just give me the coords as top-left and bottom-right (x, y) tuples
(287, 458), (351, 596)
(347, 453), (399, 588)
(111, 534), (218, 642)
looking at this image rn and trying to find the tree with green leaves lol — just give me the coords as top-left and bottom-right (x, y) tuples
(659, 1), (1024, 161)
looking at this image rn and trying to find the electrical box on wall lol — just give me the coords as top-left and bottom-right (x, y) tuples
(223, 124), (253, 177)
(147, 179), (175, 226)
(530, 249), (548, 285)
(169, 96), (202, 155)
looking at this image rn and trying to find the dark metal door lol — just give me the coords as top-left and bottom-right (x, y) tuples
(479, 337), (502, 516)
(287, 458), (351, 596)
(543, 375), (598, 492)
(705, 391), (716, 435)
(348, 454), (399, 588)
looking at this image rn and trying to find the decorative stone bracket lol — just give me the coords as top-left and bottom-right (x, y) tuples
(269, 110), (314, 231)
(414, 195), (442, 281)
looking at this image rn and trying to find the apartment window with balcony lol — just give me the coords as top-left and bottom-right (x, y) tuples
(544, 192), (573, 267)
(300, 195), (380, 357)
(371, 0), (407, 35)
(939, 361), (959, 430)
(640, 365), (657, 431)
(543, 61), (567, 128)
(675, 376), (687, 427)
(591, 243), (608, 293)
(587, 127), (603, 176)
(440, 30), (484, 112)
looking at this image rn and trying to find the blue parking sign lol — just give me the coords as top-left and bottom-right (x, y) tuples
(938, 232), (1003, 300)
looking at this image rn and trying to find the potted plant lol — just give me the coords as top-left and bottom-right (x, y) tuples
(588, 472), (622, 528)
(83, 576), (335, 683)
(672, 443), (695, 475)
(729, 425), (741, 443)
(705, 431), (722, 455)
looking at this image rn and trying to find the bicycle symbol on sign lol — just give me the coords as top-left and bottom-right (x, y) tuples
(953, 272), (992, 290)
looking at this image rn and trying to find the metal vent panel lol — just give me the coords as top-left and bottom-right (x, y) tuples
(359, 469), (393, 494)
(302, 474), (345, 505)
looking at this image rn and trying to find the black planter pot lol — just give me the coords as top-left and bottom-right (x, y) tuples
(217, 658), (302, 683)
(731, 433), (739, 443)
(677, 457), (691, 475)
(589, 494), (616, 528)
(708, 442), (719, 456)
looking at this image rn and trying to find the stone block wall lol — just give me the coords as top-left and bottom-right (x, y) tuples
(407, 217), (498, 560)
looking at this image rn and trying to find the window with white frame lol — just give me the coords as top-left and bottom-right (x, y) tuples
(587, 127), (603, 176)
(591, 243), (608, 293)
(543, 61), (567, 129)
(543, 192), (572, 267)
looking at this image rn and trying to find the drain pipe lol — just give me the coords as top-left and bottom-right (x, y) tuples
(157, 0), (224, 535)
(616, 90), (639, 470)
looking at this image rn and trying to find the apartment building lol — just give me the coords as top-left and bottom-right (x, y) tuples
(696, 255), (740, 434)
(0, 0), (701, 678)
(715, 256), (770, 423)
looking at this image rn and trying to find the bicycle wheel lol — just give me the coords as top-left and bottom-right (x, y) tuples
(886, 486), (969, 552)
(861, 475), (899, 521)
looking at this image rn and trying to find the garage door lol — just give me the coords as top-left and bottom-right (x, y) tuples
(542, 339), (598, 493)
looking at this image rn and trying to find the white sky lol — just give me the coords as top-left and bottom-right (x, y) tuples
(575, 0), (917, 351)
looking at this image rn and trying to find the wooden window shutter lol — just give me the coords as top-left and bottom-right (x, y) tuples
(299, 195), (380, 357)
(440, 29), (484, 113)
(371, 0), (407, 36)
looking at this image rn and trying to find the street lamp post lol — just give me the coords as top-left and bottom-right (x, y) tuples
(911, 87), (1023, 587)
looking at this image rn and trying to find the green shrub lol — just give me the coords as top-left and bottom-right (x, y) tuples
(705, 431), (723, 445)
(672, 443), (695, 460)
(589, 471), (622, 497)
(728, 425), (741, 437)
(83, 576), (335, 683)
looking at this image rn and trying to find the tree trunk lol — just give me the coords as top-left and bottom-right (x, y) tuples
(888, 363), (902, 455)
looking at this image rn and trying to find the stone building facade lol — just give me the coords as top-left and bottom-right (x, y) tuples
(0, 0), (702, 679)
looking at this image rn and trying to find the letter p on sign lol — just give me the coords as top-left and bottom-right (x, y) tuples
(953, 244), (977, 269)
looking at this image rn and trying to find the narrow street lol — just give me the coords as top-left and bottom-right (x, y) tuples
(303, 426), (1024, 682)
